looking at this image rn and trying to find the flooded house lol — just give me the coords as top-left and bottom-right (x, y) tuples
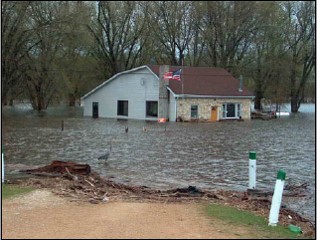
(81, 65), (255, 122)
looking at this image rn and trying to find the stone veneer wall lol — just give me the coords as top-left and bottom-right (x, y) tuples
(176, 98), (252, 121)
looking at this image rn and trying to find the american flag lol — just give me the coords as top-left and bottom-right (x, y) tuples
(163, 69), (181, 81)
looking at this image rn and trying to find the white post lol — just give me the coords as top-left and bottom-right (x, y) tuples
(2, 146), (4, 183)
(268, 169), (286, 226)
(248, 151), (256, 189)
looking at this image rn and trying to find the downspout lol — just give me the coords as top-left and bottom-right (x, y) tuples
(175, 97), (178, 121)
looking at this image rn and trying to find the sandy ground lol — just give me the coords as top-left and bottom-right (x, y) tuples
(2, 190), (254, 239)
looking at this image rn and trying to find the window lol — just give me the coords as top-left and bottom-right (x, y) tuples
(222, 103), (241, 119)
(92, 102), (99, 118)
(191, 105), (198, 119)
(226, 103), (235, 117)
(117, 100), (128, 116)
(146, 101), (158, 117)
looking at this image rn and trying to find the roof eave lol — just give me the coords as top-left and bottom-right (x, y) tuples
(173, 94), (255, 99)
(81, 65), (157, 100)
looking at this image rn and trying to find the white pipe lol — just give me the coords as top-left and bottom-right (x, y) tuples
(269, 170), (286, 226)
(2, 148), (4, 183)
(248, 151), (256, 189)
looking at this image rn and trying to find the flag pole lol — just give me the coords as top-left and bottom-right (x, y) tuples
(181, 57), (184, 99)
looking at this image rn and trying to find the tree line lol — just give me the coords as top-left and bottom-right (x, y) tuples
(2, 1), (315, 112)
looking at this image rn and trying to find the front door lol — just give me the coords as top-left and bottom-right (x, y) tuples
(92, 102), (99, 118)
(211, 106), (218, 122)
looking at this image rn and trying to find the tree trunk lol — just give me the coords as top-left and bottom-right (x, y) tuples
(254, 91), (263, 110)
(69, 93), (76, 106)
(291, 96), (300, 113)
(290, 59), (299, 113)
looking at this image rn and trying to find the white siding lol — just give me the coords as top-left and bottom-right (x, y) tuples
(83, 68), (159, 120)
(168, 91), (177, 122)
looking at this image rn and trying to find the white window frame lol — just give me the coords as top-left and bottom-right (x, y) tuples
(221, 103), (241, 119)
(191, 105), (198, 119)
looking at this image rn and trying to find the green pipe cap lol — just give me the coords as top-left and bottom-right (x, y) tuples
(277, 169), (286, 180)
(249, 151), (256, 160)
(288, 224), (302, 234)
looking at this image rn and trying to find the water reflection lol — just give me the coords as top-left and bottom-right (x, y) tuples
(2, 103), (315, 222)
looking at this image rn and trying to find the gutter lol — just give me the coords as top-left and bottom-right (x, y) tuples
(166, 87), (254, 99)
(176, 94), (255, 99)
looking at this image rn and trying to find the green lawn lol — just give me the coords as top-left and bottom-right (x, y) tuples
(204, 203), (309, 239)
(2, 184), (34, 199)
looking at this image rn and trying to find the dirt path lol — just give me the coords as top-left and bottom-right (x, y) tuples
(2, 190), (254, 239)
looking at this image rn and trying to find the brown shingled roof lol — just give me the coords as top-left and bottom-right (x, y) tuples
(148, 65), (254, 97)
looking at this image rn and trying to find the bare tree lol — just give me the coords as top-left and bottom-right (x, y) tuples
(283, 1), (315, 113)
(53, 1), (98, 106)
(88, 1), (149, 77)
(149, 1), (195, 66)
(201, 1), (257, 72)
(243, 1), (289, 110)
(1, 1), (32, 105)
(186, 1), (206, 67)
(24, 1), (65, 111)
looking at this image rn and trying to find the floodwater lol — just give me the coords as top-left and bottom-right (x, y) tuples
(2, 103), (315, 223)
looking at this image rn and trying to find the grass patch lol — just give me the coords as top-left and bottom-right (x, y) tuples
(205, 203), (306, 239)
(2, 184), (34, 199)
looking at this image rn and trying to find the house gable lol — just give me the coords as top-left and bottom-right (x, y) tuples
(81, 65), (159, 100)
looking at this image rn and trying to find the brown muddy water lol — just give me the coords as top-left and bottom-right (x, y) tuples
(1, 103), (315, 223)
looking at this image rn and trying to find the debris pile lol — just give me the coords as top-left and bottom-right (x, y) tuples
(11, 161), (315, 237)
(20, 160), (91, 176)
